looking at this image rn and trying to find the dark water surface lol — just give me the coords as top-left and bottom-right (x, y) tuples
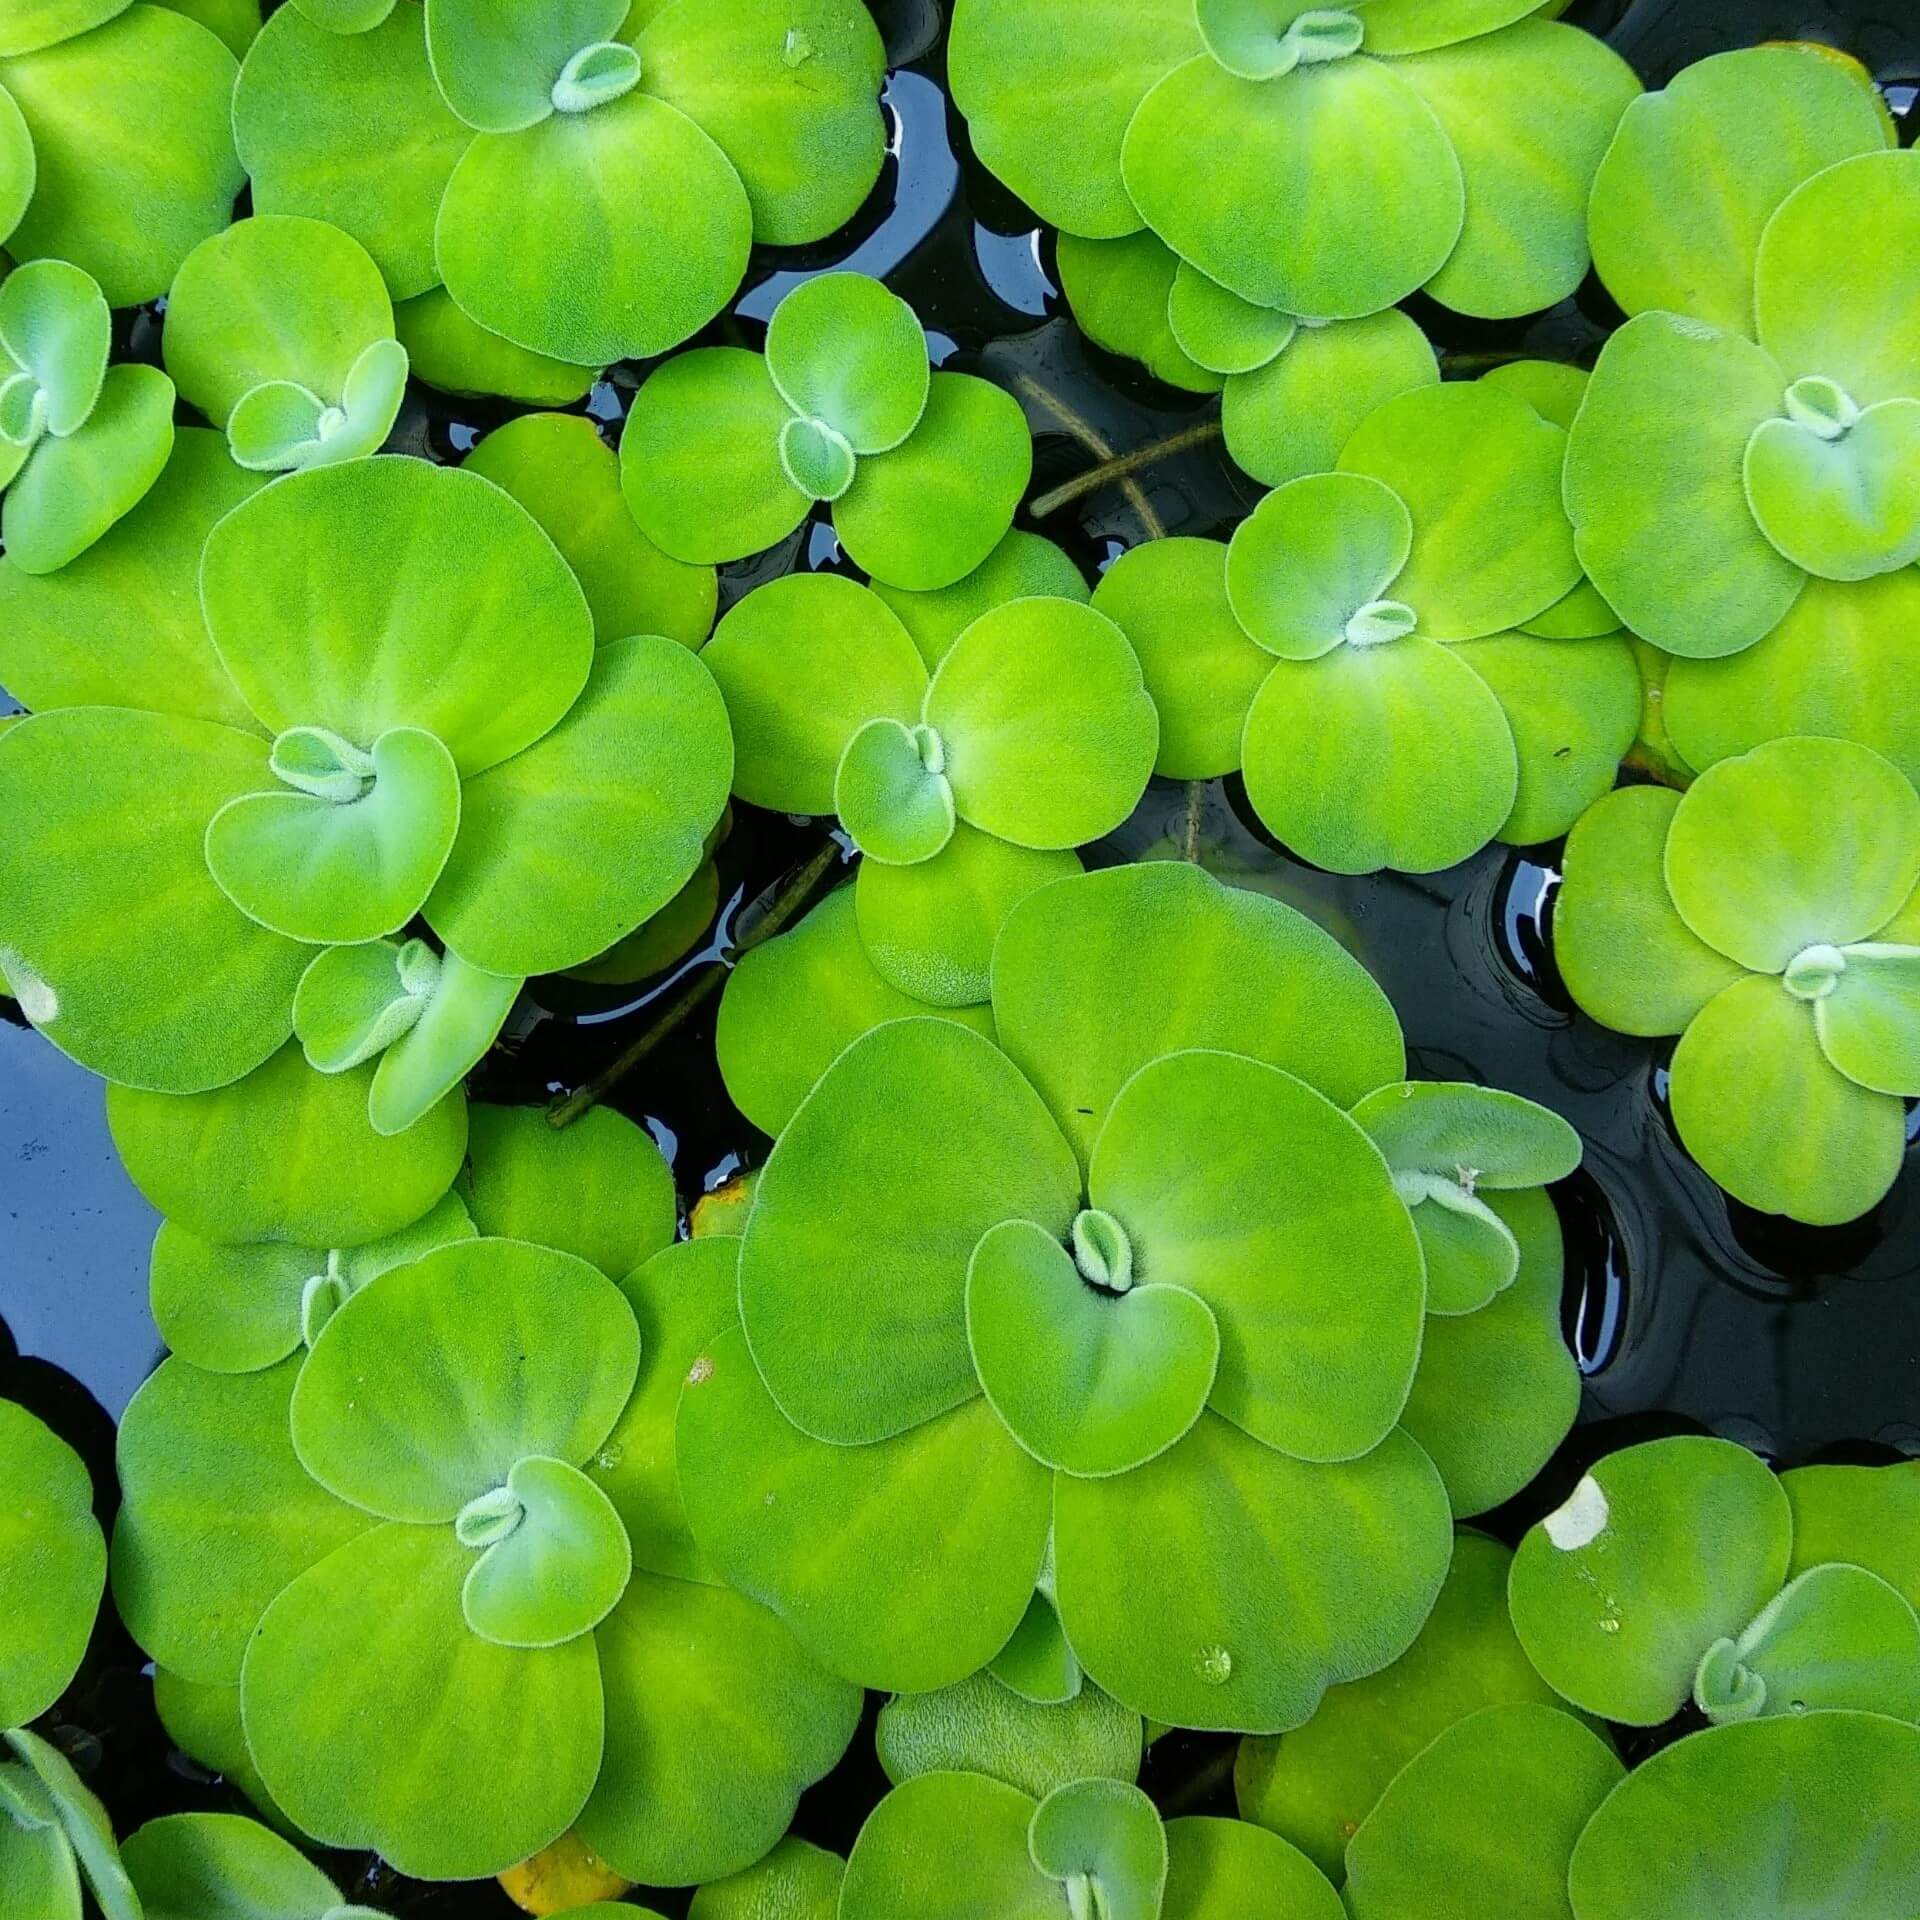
(3, 0), (1918, 1910)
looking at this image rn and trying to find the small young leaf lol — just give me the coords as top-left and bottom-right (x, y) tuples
(1027, 1777), (1167, 1920)
(460, 1454), (633, 1649)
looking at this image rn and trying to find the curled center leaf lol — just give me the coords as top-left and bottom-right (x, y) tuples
(0, 368), (47, 449)
(965, 1216), (1220, 1479)
(834, 715), (957, 865)
(779, 413), (859, 502)
(271, 725), (377, 803)
(1196, 0), (1365, 81)
(458, 1454), (633, 1648)
(1344, 598), (1418, 647)
(1783, 942), (1847, 1001)
(1781, 375), (1860, 442)
(550, 39), (642, 115)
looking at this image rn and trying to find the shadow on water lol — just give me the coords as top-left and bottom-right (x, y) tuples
(1, 0), (1917, 1908)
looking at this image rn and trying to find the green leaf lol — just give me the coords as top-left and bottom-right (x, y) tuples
(1567, 1711), (1920, 1920)
(1756, 149), (1920, 409)
(1054, 1415), (1451, 1731)
(629, 0), (886, 247)
(0, 428), (262, 727)
(464, 412), (715, 649)
(765, 272), (929, 454)
(121, 1811), (344, 1920)
(1343, 1703), (1624, 1920)
(3, 360), (175, 575)
(855, 825), (1080, 1007)
(1587, 45), (1892, 334)
(234, 1), (471, 301)
(834, 371), (1032, 592)
(1092, 1049), (1424, 1462)
(294, 0), (394, 26)
(1664, 736), (1920, 972)
(991, 861), (1405, 1163)
(426, 634), (732, 977)
(1222, 310), (1438, 490)
(394, 285), (600, 406)
(0, 257), (108, 436)
(112, 1355), (374, 1686)
(1056, 230), (1223, 395)
(1814, 943), (1920, 1096)
(1451, 631), (1642, 847)
(202, 458), (594, 780)
(425, 0), (627, 132)
(835, 718), (956, 865)
(0, 1800), (80, 1920)
(739, 1016), (1078, 1443)
(1694, 1562), (1920, 1725)
(1122, 54), (1463, 318)
(2, 1729), (140, 1920)
(107, 1040), (468, 1247)
(1236, 1530), (1570, 1881)
(1339, 382), (1578, 641)
(967, 1217), (1219, 1477)
(1401, 22), (1640, 320)
(293, 937), (435, 1072)
(990, 1589), (1082, 1705)
(461, 1101), (677, 1281)
(0, 707), (307, 1094)
(840, 1772), (1059, 1920)
(0, 0), (127, 57)
(1163, 1816), (1342, 1920)
(292, 1238), (638, 1520)
(435, 94), (752, 362)
(0, 1400), (104, 1728)
(946, 0), (1197, 239)
(1, 5), (244, 306)
(460, 1454), (632, 1649)
(1784, 1461), (1920, 1610)
(1351, 0), (1553, 55)
(204, 725), (462, 945)
(366, 948), (521, 1137)
(925, 597), (1158, 848)
(875, 530), (1090, 673)
(620, 346), (808, 565)
(1669, 972), (1907, 1224)
(1028, 1778), (1166, 1920)
(678, 1327), (1050, 1692)
(1664, 571), (1920, 789)
(1167, 261), (1295, 376)
(242, 1522), (603, 1879)
(149, 1670), (292, 1836)
(161, 213), (395, 428)
(1397, 1187), (1580, 1518)
(1552, 785), (1746, 1037)
(223, 379), (331, 471)
(582, 1569), (861, 1887)
(1744, 397), (1920, 581)
(690, 1839), (845, 1920)
(878, 1670), (1143, 1801)
(1227, 471), (1413, 660)
(1508, 1433), (1793, 1725)
(1091, 536), (1269, 779)
(0, 83), (35, 250)
(1565, 312), (1806, 659)
(1241, 635), (1519, 875)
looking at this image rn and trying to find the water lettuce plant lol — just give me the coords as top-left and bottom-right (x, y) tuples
(0, 258), (174, 574)
(951, 0), (1639, 320)
(679, 861), (1473, 1731)
(0, 454), (733, 1133)
(622, 273), (1033, 591)
(112, 1235), (860, 1882)
(233, 0), (887, 356)
(1509, 1436), (1920, 1728)
(1554, 736), (1920, 1223)
(841, 1771), (1342, 1920)
(700, 573), (1155, 1003)
(123, 1810), (386, 1919)
(0, 1725), (139, 1920)
(162, 215), (408, 473)
(0, 3), (244, 306)
(1568, 46), (1916, 661)
(1057, 227), (1439, 487)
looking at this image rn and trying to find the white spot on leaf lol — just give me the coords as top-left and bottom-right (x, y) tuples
(3, 952), (57, 1026)
(1544, 1474), (1609, 1550)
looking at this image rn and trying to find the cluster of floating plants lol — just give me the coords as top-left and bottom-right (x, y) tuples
(0, 0), (1917, 1915)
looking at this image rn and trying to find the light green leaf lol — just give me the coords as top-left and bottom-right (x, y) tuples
(1055, 1415), (1452, 1731)
(677, 1327), (1050, 1692)
(765, 272), (929, 454)
(1669, 972), (1907, 1224)
(1, 4), (243, 306)
(294, 938), (437, 1074)
(121, 1811), (343, 1920)
(0, 257), (108, 436)
(1163, 1815), (1343, 1920)
(1091, 536), (1269, 779)
(1056, 229), (1223, 395)
(1815, 943), (1920, 1096)
(690, 1839), (845, 1920)
(1092, 1049), (1424, 1463)
(149, 1670), (291, 1836)
(0, 1798), (80, 1920)
(1122, 54), (1463, 318)
(1565, 312), (1805, 659)
(0, 1400), (104, 1729)
(394, 285), (600, 406)
(1508, 1433), (1793, 1725)
(1028, 1778), (1166, 1920)
(461, 1454), (631, 1649)
(224, 379), (331, 471)
(1343, 1703), (1623, 1920)
(1552, 785), (1746, 1037)
(1783, 1461), (1920, 1610)
(367, 947), (521, 1137)
(1167, 262), (1295, 376)
(425, 0), (626, 133)
(1567, 1711), (1920, 1920)
(436, 93), (751, 362)
(0, 707), (306, 1093)
(835, 718), (956, 865)
(1403, 21), (1639, 320)
(107, 1040), (468, 1247)
(2, 1729), (140, 1920)
(875, 530), (1090, 673)
(991, 861), (1405, 1161)
(990, 1590), (1082, 1705)
(834, 370), (1032, 592)
(0, 0), (127, 58)
(839, 1771), (1058, 1920)
(738, 1016), (1078, 1444)
(234, 1), (470, 301)
(1222, 310), (1438, 490)
(1744, 397), (1920, 582)
(243, 1522), (602, 1879)
(294, 0), (394, 26)
(0, 82), (35, 249)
